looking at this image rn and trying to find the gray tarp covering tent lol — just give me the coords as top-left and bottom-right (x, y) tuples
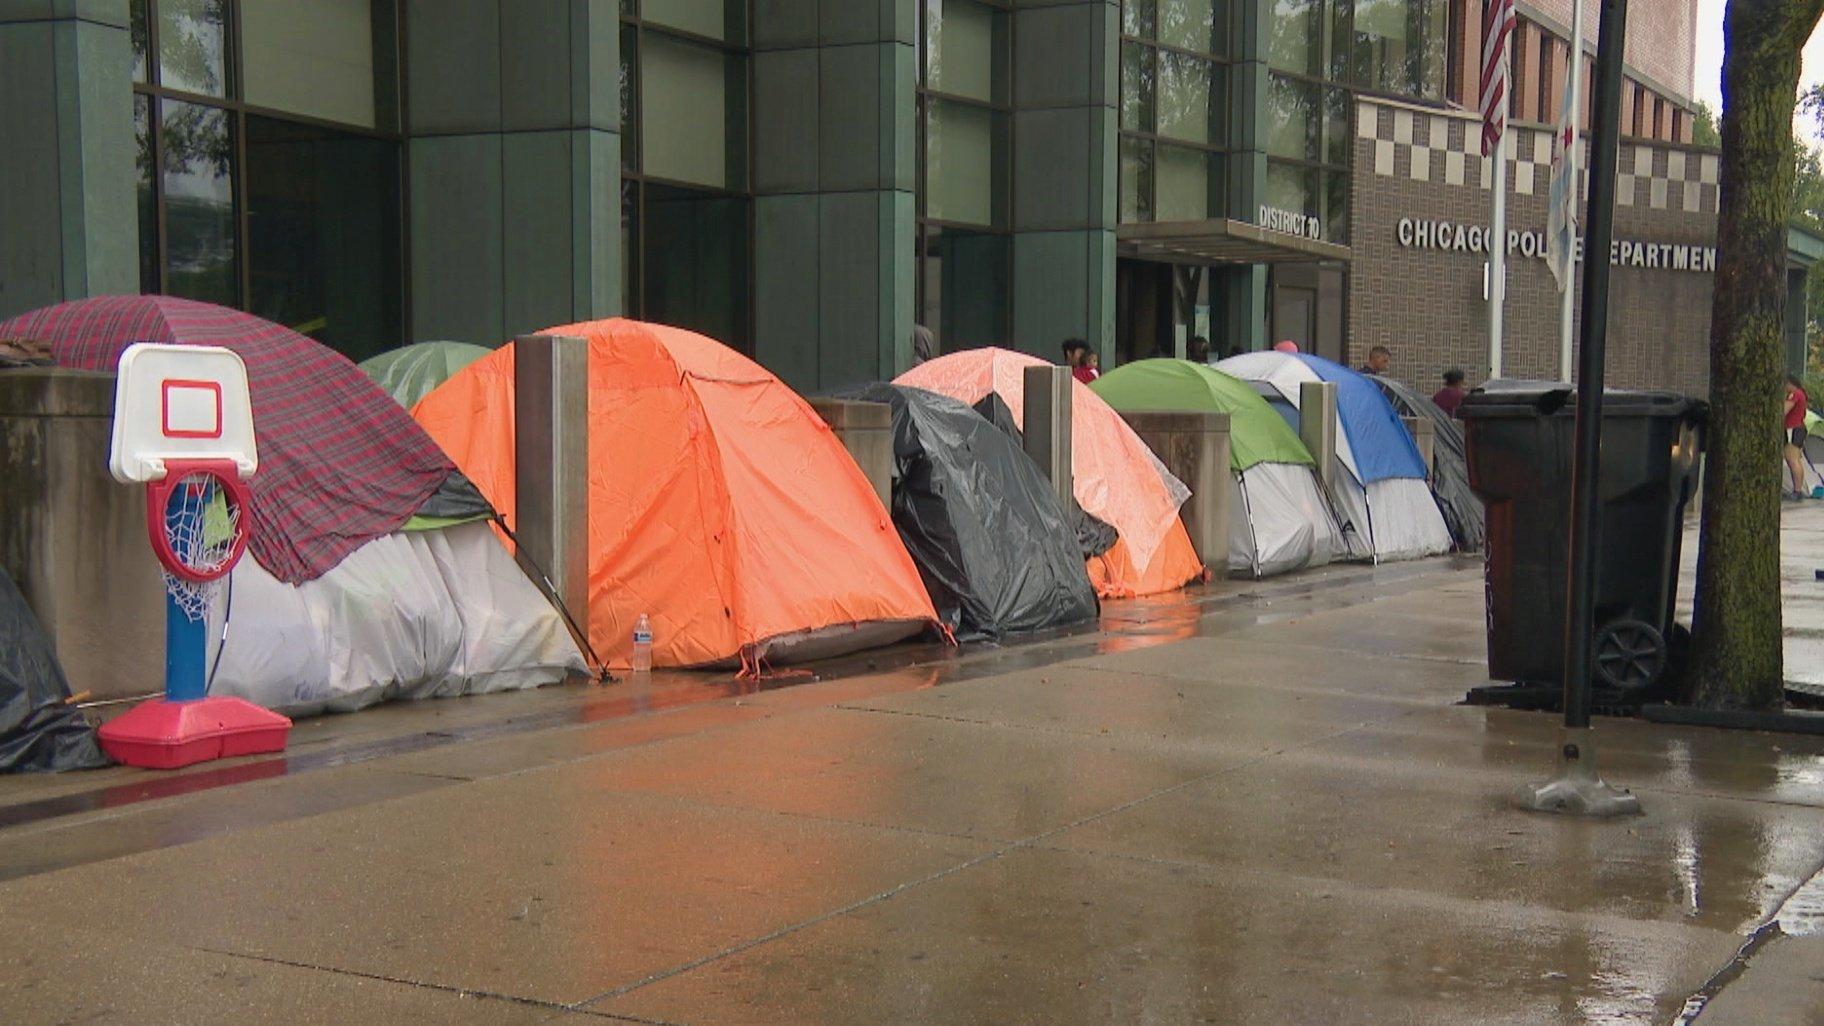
(970, 392), (1119, 560)
(839, 384), (1099, 638)
(0, 565), (108, 772)
(1370, 375), (1486, 552)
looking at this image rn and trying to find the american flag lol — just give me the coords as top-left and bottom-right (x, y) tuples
(1479, 0), (1517, 156)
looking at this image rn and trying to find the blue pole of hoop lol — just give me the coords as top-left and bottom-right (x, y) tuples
(162, 488), (209, 703)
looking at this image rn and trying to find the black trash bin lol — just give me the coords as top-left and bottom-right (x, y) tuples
(1459, 385), (1705, 699)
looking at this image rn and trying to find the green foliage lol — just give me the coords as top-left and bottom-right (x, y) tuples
(1695, 101), (1723, 147)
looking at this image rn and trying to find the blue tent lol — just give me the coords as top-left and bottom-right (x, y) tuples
(1294, 354), (1430, 483)
(1216, 350), (1453, 561)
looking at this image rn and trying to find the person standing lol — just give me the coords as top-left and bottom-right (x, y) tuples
(1359, 345), (1391, 375)
(1074, 347), (1100, 384)
(1188, 335), (1212, 364)
(1785, 376), (1811, 500)
(1432, 368), (1469, 417)
(1060, 338), (1088, 369)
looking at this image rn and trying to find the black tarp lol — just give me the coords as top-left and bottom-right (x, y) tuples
(1371, 376), (1487, 552)
(838, 384), (1099, 638)
(0, 565), (109, 772)
(970, 393), (1119, 559)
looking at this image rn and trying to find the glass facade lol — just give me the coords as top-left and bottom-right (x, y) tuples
(1119, 1), (1228, 224)
(130, 0), (401, 360)
(917, 0), (1011, 351)
(620, 0), (753, 350)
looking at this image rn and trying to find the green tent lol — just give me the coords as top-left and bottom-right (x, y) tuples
(1091, 359), (1340, 577)
(1090, 359), (1314, 470)
(1807, 409), (1823, 438)
(359, 341), (491, 410)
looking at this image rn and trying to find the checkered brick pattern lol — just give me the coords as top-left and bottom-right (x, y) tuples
(1347, 97), (1720, 397)
(1356, 100), (1719, 214)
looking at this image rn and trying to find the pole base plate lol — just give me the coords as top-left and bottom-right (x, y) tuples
(98, 697), (291, 770)
(1512, 729), (1643, 818)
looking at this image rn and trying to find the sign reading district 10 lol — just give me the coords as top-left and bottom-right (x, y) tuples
(1395, 217), (1717, 273)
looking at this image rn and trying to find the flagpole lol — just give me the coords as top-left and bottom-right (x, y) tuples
(1490, 122), (1508, 379)
(1559, 0), (1585, 382)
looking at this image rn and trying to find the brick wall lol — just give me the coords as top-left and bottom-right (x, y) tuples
(1522, 0), (1698, 105)
(1347, 97), (1718, 396)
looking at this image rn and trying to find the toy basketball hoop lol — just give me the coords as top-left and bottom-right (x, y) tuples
(97, 343), (290, 769)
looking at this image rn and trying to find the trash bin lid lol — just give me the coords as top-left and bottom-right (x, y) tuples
(1460, 382), (1704, 420)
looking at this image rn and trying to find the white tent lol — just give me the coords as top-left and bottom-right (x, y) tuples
(206, 521), (586, 717)
(1217, 351), (1452, 562)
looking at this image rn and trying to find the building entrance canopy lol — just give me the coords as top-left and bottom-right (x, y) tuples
(1117, 219), (1352, 266)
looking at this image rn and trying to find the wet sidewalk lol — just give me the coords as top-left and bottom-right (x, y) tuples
(3, 529), (1824, 1023)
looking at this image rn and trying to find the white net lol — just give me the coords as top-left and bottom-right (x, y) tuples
(160, 471), (243, 623)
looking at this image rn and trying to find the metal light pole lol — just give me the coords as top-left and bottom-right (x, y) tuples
(1514, 0), (1642, 817)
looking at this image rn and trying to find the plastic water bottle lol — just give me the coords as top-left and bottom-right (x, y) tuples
(631, 614), (653, 674)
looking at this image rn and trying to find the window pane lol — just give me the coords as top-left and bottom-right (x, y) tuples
(1156, 143), (1220, 221)
(1120, 136), (1154, 222)
(135, 95), (158, 292)
(1123, 0), (1156, 39)
(622, 179), (639, 314)
(640, 33), (746, 189)
(1323, 169), (1349, 243)
(158, 0), (230, 98)
(1121, 42), (1155, 132)
(926, 99), (999, 226)
(131, 0), (149, 83)
(240, 0), (378, 128)
(1157, 52), (1219, 144)
(160, 100), (236, 305)
(641, 184), (750, 349)
(1324, 86), (1349, 165)
(1158, 0), (1218, 54)
(1267, 0), (1324, 76)
(620, 30), (639, 170)
(1266, 74), (1319, 161)
(643, 0), (743, 43)
(246, 116), (401, 361)
(922, 228), (1007, 349)
(1264, 160), (1319, 229)
(1353, 0), (1447, 99)
(927, 0), (1002, 104)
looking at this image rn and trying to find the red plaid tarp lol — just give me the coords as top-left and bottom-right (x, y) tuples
(0, 295), (455, 584)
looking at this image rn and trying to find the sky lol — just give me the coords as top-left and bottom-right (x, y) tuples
(1692, 0), (1824, 132)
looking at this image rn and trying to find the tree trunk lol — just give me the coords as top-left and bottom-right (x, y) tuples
(1690, 0), (1824, 709)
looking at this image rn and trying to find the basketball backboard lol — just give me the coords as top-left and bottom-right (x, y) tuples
(110, 343), (258, 484)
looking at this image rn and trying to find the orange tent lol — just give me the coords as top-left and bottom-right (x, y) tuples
(412, 319), (937, 669)
(895, 349), (1205, 597)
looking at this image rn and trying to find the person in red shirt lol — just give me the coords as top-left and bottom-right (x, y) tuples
(1072, 347), (1100, 384)
(1785, 377), (1811, 499)
(1432, 368), (1468, 417)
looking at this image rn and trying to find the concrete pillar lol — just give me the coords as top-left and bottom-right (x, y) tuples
(1120, 411), (1233, 574)
(1403, 416), (1437, 479)
(808, 398), (895, 509)
(1299, 380), (1339, 495)
(1023, 365), (1074, 510)
(1009, 1), (1117, 359)
(0, 1), (138, 319)
(513, 334), (590, 623)
(0, 369), (164, 703)
(752, 0), (917, 392)
(405, 0), (621, 345)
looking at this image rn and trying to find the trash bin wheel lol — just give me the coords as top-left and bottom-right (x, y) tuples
(1594, 619), (1668, 691)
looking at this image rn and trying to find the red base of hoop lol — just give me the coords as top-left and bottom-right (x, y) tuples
(98, 697), (291, 770)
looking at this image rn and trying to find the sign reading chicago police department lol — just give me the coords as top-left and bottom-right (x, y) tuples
(1395, 217), (1716, 272)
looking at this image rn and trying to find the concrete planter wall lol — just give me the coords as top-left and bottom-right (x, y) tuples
(0, 368), (165, 705)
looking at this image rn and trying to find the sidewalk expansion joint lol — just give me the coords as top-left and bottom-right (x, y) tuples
(198, 947), (683, 1025)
